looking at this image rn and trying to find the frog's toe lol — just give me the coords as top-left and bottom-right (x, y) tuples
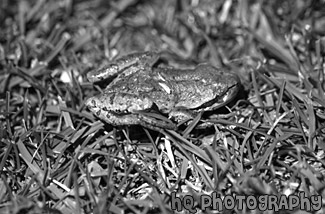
(85, 97), (95, 108)
(85, 97), (102, 118)
(85, 97), (100, 110)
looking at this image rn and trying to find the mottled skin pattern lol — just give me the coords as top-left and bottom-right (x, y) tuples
(86, 51), (240, 130)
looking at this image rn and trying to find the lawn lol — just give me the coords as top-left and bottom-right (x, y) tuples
(0, 0), (325, 213)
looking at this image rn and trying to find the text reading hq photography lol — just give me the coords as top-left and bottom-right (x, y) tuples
(171, 192), (321, 213)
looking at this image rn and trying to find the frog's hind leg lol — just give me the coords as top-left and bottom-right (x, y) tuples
(125, 51), (160, 67)
(87, 51), (160, 82)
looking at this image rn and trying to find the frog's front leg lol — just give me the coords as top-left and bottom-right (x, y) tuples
(97, 111), (142, 126)
(86, 91), (176, 130)
(98, 111), (176, 131)
(86, 95), (176, 130)
(86, 92), (152, 121)
(87, 51), (159, 82)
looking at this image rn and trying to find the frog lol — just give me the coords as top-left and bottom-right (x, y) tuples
(85, 51), (240, 130)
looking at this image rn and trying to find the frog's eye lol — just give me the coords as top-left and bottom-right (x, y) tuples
(159, 82), (171, 94)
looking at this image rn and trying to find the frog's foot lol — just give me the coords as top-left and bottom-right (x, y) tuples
(137, 111), (177, 130)
(195, 112), (238, 129)
(169, 109), (232, 129)
(169, 109), (195, 125)
(87, 51), (159, 83)
(169, 110), (215, 129)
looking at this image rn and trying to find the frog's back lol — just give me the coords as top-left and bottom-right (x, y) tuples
(154, 64), (239, 110)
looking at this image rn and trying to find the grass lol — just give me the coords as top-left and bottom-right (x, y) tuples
(1, 0), (325, 213)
